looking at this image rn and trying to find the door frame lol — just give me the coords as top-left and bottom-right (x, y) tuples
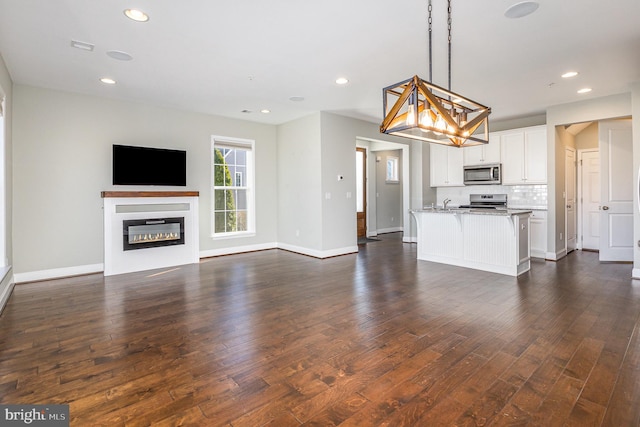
(356, 147), (367, 239)
(356, 137), (410, 241)
(565, 146), (577, 253)
(577, 148), (599, 251)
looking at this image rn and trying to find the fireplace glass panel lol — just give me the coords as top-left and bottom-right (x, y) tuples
(123, 217), (185, 251)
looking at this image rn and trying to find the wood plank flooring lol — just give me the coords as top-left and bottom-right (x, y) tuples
(1, 232), (639, 426)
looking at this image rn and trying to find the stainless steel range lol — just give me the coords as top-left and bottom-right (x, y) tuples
(458, 194), (508, 210)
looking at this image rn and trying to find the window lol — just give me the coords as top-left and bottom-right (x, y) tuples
(0, 95), (5, 268)
(386, 156), (399, 182)
(211, 136), (255, 237)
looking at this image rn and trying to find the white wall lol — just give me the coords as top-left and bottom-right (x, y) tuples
(0, 54), (13, 312)
(12, 85), (278, 277)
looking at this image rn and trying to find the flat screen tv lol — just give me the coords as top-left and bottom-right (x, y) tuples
(112, 144), (187, 186)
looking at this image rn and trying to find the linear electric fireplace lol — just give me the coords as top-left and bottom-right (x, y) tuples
(123, 217), (185, 251)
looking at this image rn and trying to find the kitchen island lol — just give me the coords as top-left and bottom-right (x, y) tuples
(411, 208), (532, 276)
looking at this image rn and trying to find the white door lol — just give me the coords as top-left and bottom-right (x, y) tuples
(579, 150), (600, 250)
(565, 147), (577, 252)
(599, 119), (633, 261)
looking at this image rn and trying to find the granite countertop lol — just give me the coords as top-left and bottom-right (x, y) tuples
(412, 207), (532, 216)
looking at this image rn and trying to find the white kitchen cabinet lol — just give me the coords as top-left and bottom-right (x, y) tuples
(463, 132), (501, 166)
(430, 143), (464, 187)
(530, 209), (547, 258)
(500, 125), (547, 185)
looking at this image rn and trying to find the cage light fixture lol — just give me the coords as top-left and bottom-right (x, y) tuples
(380, 0), (491, 147)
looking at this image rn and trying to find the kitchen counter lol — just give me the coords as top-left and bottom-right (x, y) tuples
(411, 209), (531, 276)
(415, 207), (532, 216)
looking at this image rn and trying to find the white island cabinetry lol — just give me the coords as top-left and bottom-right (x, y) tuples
(411, 209), (531, 276)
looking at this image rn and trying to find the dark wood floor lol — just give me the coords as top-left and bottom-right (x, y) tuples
(1, 233), (639, 426)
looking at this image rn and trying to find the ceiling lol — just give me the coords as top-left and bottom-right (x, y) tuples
(0, 0), (638, 127)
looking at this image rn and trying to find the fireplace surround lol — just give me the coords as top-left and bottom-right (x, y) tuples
(102, 191), (199, 276)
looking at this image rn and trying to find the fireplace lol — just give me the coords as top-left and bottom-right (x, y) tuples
(102, 191), (199, 276)
(123, 217), (185, 251)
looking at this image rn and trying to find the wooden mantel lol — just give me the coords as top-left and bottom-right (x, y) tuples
(101, 191), (199, 198)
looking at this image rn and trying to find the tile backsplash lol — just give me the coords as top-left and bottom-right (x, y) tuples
(436, 185), (548, 210)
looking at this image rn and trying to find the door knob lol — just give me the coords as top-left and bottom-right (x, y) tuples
(602, 206), (610, 210)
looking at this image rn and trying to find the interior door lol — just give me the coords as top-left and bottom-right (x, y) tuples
(599, 119), (633, 261)
(356, 147), (367, 239)
(565, 147), (577, 252)
(580, 150), (600, 250)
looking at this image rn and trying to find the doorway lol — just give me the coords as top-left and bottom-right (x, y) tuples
(356, 147), (366, 239)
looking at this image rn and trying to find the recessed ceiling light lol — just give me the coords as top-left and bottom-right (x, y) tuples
(562, 71), (579, 78)
(260, 109), (271, 114)
(577, 88), (592, 94)
(504, 1), (539, 19)
(289, 96), (305, 102)
(241, 109), (252, 113)
(124, 9), (149, 22)
(335, 77), (349, 85)
(100, 77), (116, 85)
(70, 40), (94, 51)
(106, 50), (133, 61)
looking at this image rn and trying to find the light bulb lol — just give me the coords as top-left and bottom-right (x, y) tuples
(434, 115), (446, 134)
(406, 104), (416, 126)
(419, 109), (433, 127)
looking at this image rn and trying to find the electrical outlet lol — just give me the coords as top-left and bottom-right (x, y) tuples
(560, 232), (563, 241)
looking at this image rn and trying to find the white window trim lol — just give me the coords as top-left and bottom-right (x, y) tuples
(386, 155), (399, 183)
(211, 135), (256, 239)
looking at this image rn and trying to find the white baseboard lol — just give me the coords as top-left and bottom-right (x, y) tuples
(14, 241), (361, 283)
(633, 268), (640, 280)
(0, 267), (14, 314)
(376, 227), (403, 234)
(277, 243), (358, 259)
(404, 236), (417, 243)
(200, 242), (277, 259)
(14, 263), (104, 284)
(545, 248), (567, 261)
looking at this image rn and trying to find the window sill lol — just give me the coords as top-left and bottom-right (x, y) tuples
(212, 231), (256, 240)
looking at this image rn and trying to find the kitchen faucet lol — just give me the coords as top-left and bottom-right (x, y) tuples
(443, 198), (451, 209)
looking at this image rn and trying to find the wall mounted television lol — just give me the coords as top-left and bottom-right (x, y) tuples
(112, 144), (187, 186)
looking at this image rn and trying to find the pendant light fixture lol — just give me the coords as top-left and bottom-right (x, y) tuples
(380, 0), (491, 147)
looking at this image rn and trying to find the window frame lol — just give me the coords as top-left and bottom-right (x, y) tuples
(386, 155), (399, 183)
(211, 135), (256, 239)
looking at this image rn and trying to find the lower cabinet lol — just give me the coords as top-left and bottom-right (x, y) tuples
(530, 210), (547, 258)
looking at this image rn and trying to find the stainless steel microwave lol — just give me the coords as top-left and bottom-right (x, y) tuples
(463, 164), (501, 185)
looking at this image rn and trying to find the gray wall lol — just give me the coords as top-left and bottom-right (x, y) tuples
(575, 123), (598, 150)
(0, 53), (13, 311)
(276, 113), (322, 251)
(12, 85), (278, 275)
(375, 149), (403, 232)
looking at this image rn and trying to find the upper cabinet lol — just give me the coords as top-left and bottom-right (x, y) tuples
(430, 143), (464, 187)
(500, 125), (547, 185)
(463, 132), (501, 166)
